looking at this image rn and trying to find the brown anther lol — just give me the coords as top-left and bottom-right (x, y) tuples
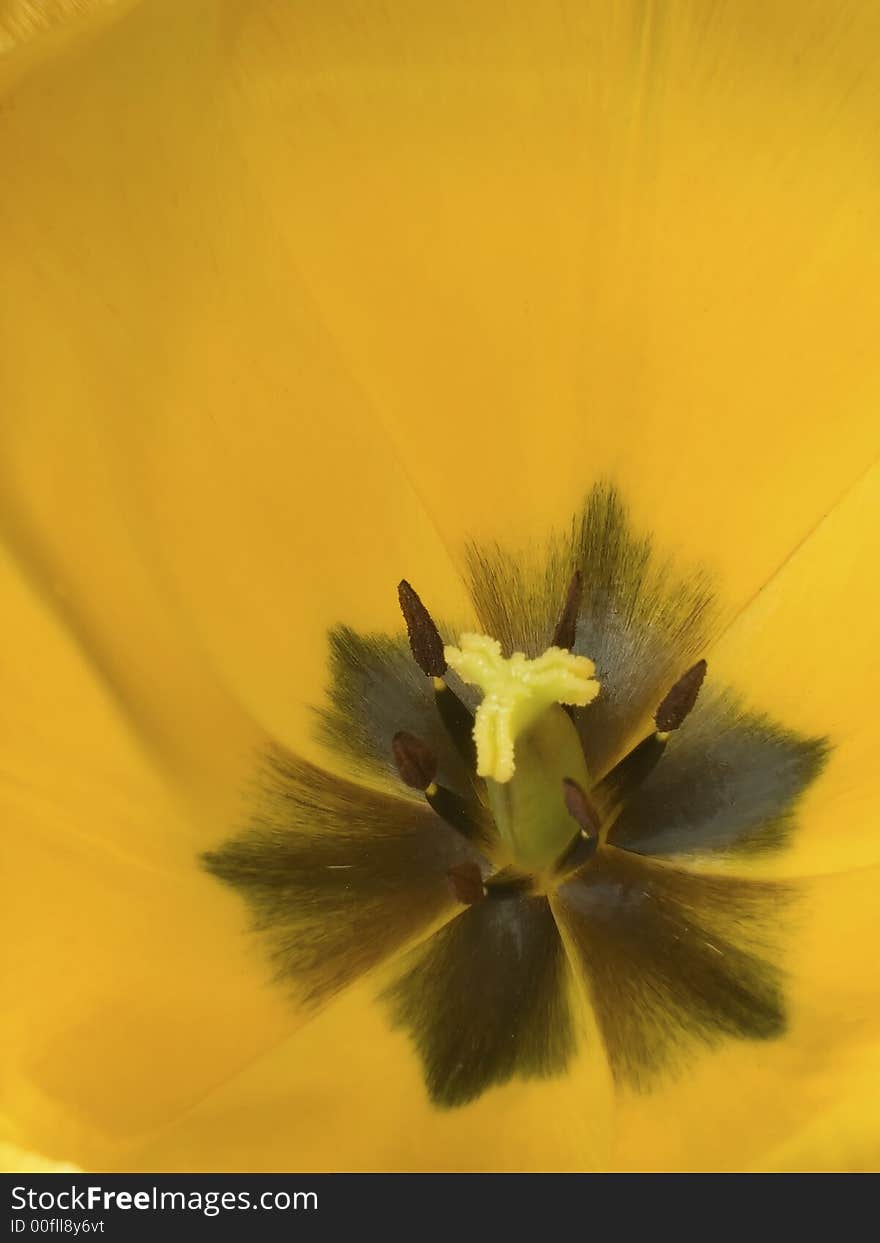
(655, 659), (707, 733)
(553, 828), (599, 875)
(562, 776), (602, 838)
(397, 580), (446, 677)
(447, 861), (486, 906)
(551, 569), (583, 651)
(391, 730), (437, 790)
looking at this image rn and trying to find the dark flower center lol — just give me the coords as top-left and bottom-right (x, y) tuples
(203, 485), (828, 1108)
(394, 576), (708, 895)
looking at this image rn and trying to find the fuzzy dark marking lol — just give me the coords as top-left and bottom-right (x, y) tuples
(316, 628), (477, 796)
(204, 482), (828, 1111)
(382, 895), (574, 1107)
(464, 484), (716, 775)
(554, 848), (789, 1088)
(202, 747), (480, 1008)
(608, 692), (828, 856)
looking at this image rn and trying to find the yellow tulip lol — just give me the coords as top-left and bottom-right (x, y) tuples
(2, 0), (879, 1173)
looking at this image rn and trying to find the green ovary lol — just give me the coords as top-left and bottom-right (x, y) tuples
(484, 703), (592, 870)
(444, 633), (599, 871)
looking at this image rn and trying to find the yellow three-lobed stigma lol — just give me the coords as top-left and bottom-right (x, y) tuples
(444, 633), (600, 783)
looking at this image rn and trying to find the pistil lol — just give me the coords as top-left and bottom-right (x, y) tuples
(444, 634), (599, 784)
(444, 634), (601, 869)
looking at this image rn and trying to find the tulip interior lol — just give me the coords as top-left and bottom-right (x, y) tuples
(204, 486), (826, 1108)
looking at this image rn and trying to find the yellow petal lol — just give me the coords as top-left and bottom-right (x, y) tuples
(4, 1), (879, 756)
(609, 862), (880, 1171)
(753, 1044), (880, 1172)
(0, 0), (474, 765)
(104, 860), (880, 1172)
(701, 460), (880, 877)
(220, 0), (880, 630)
(0, 1), (141, 96)
(0, 1139), (78, 1174)
(0, 542), (298, 1164)
(116, 979), (615, 1173)
(3, 0), (880, 1176)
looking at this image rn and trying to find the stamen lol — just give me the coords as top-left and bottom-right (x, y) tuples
(391, 730), (482, 841)
(554, 832), (599, 875)
(432, 677), (478, 771)
(553, 778), (600, 873)
(397, 579), (446, 678)
(552, 570), (583, 651)
(445, 633), (600, 783)
(426, 784), (482, 841)
(593, 660), (708, 809)
(391, 730), (436, 790)
(594, 733), (667, 808)
(655, 659), (707, 735)
(397, 580), (478, 769)
(562, 777), (602, 836)
(447, 861), (486, 906)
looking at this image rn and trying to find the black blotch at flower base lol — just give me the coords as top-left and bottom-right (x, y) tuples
(203, 485), (827, 1108)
